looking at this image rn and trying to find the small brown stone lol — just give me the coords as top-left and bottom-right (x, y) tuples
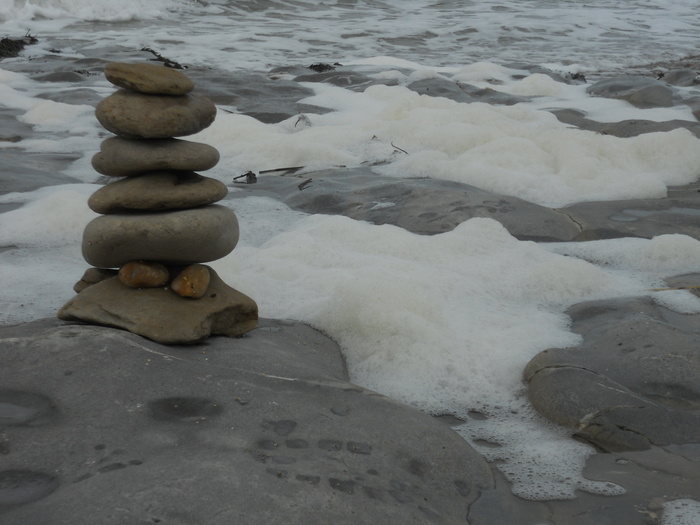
(118, 261), (170, 288)
(104, 62), (194, 95)
(95, 90), (216, 139)
(74, 268), (118, 293)
(171, 264), (211, 299)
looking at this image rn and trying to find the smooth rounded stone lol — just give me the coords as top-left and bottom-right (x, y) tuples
(73, 267), (117, 293)
(82, 205), (238, 268)
(171, 264), (210, 298)
(95, 90), (216, 139)
(524, 296), (700, 452)
(586, 76), (675, 108)
(104, 62), (194, 95)
(88, 171), (228, 214)
(91, 137), (220, 177)
(118, 261), (170, 289)
(58, 267), (257, 343)
(1, 318), (491, 523)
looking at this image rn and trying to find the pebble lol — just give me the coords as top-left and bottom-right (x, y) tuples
(171, 264), (211, 298)
(104, 62), (194, 95)
(95, 90), (216, 139)
(82, 205), (239, 268)
(88, 171), (228, 214)
(91, 137), (220, 177)
(118, 261), (170, 288)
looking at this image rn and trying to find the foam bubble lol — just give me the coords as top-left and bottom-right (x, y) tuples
(663, 499), (700, 525)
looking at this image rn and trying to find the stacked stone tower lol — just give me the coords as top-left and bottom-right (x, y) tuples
(58, 62), (258, 344)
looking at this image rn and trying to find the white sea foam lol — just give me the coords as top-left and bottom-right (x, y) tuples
(194, 81), (700, 207)
(663, 499), (700, 525)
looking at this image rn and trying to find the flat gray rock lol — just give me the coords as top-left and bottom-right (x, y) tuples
(0, 318), (492, 524)
(586, 76), (676, 108)
(523, 295), (700, 452)
(82, 204), (238, 268)
(57, 267), (258, 343)
(229, 168), (582, 242)
(95, 90), (216, 139)
(231, 168), (700, 242)
(561, 181), (700, 241)
(92, 137), (220, 177)
(88, 171), (228, 214)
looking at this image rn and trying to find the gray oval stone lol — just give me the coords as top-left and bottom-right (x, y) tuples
(95, 90), (217, 139)
(105, 62), (194, 95)
(82, 205), (238, 268)
(88, 171), (228, 214)
(92, 137), (220, 177)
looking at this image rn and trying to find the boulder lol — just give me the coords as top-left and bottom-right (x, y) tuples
(82, 205), (239, 268)
(95, 89), (216, 139)
(524, 296), (700, 452)
(58, 267), (257, 343)
(87, 171), (228, 214)
(91, 137), (220, 177)
(104, 62), (194, 95)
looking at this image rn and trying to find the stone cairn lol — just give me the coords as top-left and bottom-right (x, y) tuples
(58, 62), (258, 344)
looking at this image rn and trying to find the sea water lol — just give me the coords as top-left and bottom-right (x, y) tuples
(1, 0), (700, 508)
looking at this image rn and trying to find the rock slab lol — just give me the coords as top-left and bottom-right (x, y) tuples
(0, 318), (492, 524)
(57, 267), (257, 343)
(524, 296), (700, 452)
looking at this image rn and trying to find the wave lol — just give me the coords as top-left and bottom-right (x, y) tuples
(0, 0), (193, 23)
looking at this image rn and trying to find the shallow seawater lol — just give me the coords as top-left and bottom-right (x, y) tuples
(1, 0), (700, 509)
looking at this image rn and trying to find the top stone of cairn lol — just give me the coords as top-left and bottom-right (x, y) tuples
(104, 62), (194, 96)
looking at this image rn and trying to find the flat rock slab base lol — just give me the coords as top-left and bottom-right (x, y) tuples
(57, 267), (258, 344)
(0, 318), (492, 525)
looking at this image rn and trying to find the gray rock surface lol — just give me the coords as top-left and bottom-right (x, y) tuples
(57, 266), (257, 343)
(229, 168), (700, 242)
(523, 295), (700, 452)
(104, 62), (194, 95)
(229, 167), (582, 242)
(586, 76), (676, 108)
(87, 171), (228, 214)
(0, 318), (492, 524)
(95, 89), (216, 139)
(91, 137), (220, 177)
(82, 204), (239, 268)
(561, 182), (700, 241)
